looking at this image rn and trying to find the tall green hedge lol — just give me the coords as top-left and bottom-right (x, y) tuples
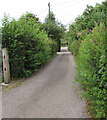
(68, 1), (107, 117)
(2, 15), (54, 79)
(77, 24), (107, 118)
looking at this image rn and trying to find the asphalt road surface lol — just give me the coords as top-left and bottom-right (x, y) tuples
(2, 47), (89, 118)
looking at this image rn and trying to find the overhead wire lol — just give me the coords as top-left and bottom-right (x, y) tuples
(38, 8), (48, 16)
(37, 0), (76, 23)
(51, 0), (76, 6)
(51, 2), (76, 13)
(52, 0), (72, 6)
(37, 0), (76, 16)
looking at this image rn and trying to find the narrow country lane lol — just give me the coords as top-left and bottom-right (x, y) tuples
(2, 47), (89, 118)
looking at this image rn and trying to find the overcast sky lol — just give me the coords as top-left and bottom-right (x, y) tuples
(0, 0), (105, 27)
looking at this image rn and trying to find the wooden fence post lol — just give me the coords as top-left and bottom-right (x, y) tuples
(2, 48), (10, 84)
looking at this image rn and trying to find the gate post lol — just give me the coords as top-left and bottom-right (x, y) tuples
(2, 48), (10, 84)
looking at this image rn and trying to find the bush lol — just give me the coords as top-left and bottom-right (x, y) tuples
(2, 14), (53, 79)
(77, 23), (107, 118)
(68, 1), (107, 118)
(68, 40), (80, 56)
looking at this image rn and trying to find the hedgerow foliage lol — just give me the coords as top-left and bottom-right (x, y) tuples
(68, 1), (107, 118)
(78, 24), (107, 118)
(68, 40), (80, 56)
(2, 13), (54, 79)
(68, 1), (107, 55)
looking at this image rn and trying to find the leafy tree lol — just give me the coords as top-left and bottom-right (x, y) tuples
(41, 11), (65, 52)
(45, 11), (56, 24)
(20, 12), (40, 23)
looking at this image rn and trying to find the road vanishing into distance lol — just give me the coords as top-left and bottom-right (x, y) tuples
(2, 47), (89, 118)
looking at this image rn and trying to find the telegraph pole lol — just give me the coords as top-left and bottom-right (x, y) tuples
(48, 2), (51, 21)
